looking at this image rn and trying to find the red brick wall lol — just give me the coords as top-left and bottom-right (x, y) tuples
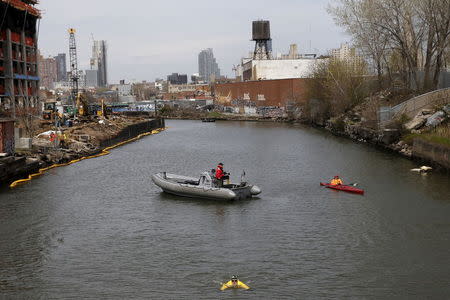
(0, 120), (15, 154)
(214, 78), (311, 107)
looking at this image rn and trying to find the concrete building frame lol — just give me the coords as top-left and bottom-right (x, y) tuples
(0, 0), (40, 118)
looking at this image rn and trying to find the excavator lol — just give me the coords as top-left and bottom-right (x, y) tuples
(97, 98), (108, 118)
(75, 93), (88, 117)
(42, 100), (57, 121)
(75, 93), (108, 119)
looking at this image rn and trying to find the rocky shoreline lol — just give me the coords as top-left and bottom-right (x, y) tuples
(167, 114), (449, 171)
(20, 112), (442, 173)
(318, 119), (449, 172)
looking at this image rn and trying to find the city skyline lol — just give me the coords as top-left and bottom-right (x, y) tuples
(37, 0), (348, 83)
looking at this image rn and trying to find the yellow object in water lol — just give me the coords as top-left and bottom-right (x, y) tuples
(220, 280), (250, 291)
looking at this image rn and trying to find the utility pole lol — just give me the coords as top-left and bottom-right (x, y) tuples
(68, 28), (78, 116)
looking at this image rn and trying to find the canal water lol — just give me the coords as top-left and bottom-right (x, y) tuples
(1, 120), (449, 299)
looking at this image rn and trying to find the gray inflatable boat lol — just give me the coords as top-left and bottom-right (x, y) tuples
(152, 171), (261, 200)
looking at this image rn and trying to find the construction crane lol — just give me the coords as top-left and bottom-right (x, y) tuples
(68, 28), (79, 114)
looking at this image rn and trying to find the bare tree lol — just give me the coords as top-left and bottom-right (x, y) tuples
(328, 0), (389, 88)
(16, 106), (40, 137)
(420, 0), (450, 89)
(306, 58), (368, 119)
(329, 0), (450, 91)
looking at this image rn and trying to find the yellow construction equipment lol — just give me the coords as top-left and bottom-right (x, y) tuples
(76, 93), (88, 117)
(42, 101), (57, 121)
(97, 98), (107, 118)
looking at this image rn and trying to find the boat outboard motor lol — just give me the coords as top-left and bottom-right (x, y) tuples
(240, 170), (247, 185)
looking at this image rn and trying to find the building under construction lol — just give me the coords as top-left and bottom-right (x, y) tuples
(0, 0), (40, 117)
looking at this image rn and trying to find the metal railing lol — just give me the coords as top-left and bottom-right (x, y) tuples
(379, 88), (450, 127)
(391, 88), (450, 118)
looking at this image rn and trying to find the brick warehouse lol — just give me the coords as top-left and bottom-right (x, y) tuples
(214, 78), (311, 108)
(0, 0), (40, 117)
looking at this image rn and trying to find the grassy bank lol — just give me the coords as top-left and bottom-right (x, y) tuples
(404, 122), (450, 147)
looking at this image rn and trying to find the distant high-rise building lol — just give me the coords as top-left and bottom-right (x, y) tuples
(288, 44), (298, 59)
(198, 48), (220, 83)
(167, 73), (188, 85)
(330, 43), (365, 70)
(38, 55), (57, 90)
(191, 73), (201, 84)
(90, 40), (108, 87)
(85, 69), (98, 88)
(54, 53), (67, 82)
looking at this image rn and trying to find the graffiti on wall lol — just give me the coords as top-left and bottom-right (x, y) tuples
(0, 120), (15, 154)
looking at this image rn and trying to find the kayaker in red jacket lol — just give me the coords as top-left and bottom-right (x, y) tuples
(330, 175), (343, 185)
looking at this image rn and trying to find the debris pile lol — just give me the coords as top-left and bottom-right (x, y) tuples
(405, 108), (447, 132)
(29, 116), (157, 167)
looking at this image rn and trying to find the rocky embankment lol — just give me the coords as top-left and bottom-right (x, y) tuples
(322, 103), (450, 170)
(0, 117), (165, 187)
(325, 119), (412, 155)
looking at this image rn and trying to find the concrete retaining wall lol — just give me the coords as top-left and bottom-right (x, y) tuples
(412, 138), (450, 169)
(100, 118), (165, 148)
(379, 88), (450, 128)
(0, 156), (40, 184)
(393, 88), (450, 119)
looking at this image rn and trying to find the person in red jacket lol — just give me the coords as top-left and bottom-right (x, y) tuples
(215, 163), (229, 187)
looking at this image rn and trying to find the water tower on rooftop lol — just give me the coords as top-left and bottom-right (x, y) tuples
(252, 20), (272, 60)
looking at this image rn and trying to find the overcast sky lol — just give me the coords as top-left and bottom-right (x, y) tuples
(38, 0), (348, 83)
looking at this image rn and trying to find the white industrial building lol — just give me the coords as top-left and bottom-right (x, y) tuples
(52, 81), (71, 92)
(242, 58), (319, 81)
(235, 44), (325, 81)
(117, 82), (136, 103)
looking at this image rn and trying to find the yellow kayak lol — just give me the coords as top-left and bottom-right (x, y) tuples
(220, 280), (250, 291)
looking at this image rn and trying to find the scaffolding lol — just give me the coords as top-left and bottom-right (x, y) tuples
(0, 0), (40, 118)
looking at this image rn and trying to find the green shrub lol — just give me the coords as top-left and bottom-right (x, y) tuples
(207, 111), (224, 118)
(331, 117), (346, 132)
(159, 105), (173, 116)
